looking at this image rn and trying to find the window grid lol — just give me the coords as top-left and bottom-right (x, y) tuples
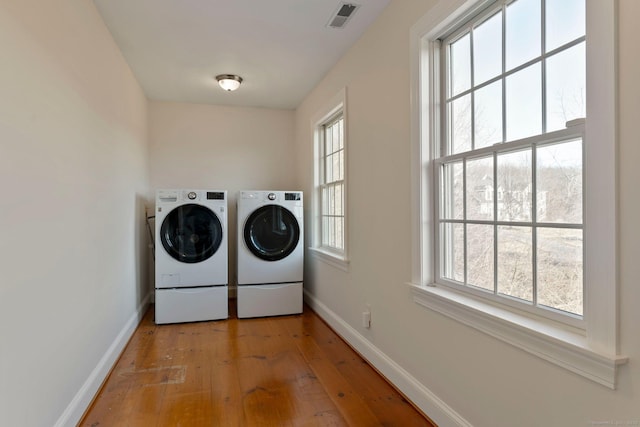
(436, 0), (585, 323)
(437, 132), (585, 322)
(442, 0), (586, 155)
(320, 114), (345, 253)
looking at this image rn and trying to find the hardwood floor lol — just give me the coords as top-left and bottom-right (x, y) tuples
(80, 301), (435, 427)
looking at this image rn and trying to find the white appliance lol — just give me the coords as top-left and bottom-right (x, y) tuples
(236, 190), (304, 318)
(155, 189), (228, 324)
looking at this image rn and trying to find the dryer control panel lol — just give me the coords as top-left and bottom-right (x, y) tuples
(207, 192), (225, 200)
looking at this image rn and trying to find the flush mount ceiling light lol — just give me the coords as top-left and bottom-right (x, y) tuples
(216, 74), (243, 91)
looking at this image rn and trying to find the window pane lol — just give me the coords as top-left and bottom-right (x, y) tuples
(325, 153), (333, 183)
(326, 152), (342, 183)
(325, 187), (334, 215)
(441, 222), (464, 283)
(332, 121), (341, 152)
(474, 80), (503, 148)
(321, 187), (329, 215)
(473, 11), (502, 85)
(449, 94), (472, 154)
(441, 162), (464, 220)
(334, 217), (344, 250)
(334, 216), (340, 248)
(332, 152), (341, 182)
(336, 184), (342, 216)
(450, 33), (471, 96)
(325, 126), (334, 156)
(546, 0), (585, 52)
(337, 119), (344, 150)
(497, 225), (533, 302)
(466, 156), (494, 220)
(322, 216), (330, 246)
(537, 227), (583, 315)
(506, 0), (541, 70)
(467, 224), (494, 291)
(328, 185), (336, 215)
(546, 42), (585, 132)
(536, 139), (582, 224)
(497, 149), (532, 222)
(506, 62), (541, 141)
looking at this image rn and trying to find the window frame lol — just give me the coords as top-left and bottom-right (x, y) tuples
(435, 0), (588, 327)
(319, 112), (346, 253)
(409, 0), (626, 389)
(310, 88), (350, 271)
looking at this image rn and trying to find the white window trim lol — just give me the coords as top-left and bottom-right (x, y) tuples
(409, 0), (627, 388)
(310, 88), (350, 271)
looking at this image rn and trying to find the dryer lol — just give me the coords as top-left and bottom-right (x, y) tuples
(236, 190), (303, 318)
(155, 189), (228, 324)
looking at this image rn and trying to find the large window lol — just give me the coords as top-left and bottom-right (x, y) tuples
(438, 0), (585, 323)
(410, 0), (625, 388)
(311, 89), (349, 270)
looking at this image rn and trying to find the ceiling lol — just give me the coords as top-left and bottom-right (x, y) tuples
(93, 0), (391, 110)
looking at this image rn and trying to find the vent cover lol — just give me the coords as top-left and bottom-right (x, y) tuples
(327, 3), (360, 29)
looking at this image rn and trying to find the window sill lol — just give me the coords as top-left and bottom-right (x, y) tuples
(309, 247), (350, 272)
(408, 282), (628, 389)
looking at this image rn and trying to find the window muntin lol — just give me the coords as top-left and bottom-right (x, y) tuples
(442, 0), (586, 155)
(437, 0), (585, 322)
(319, 113), (345, 253)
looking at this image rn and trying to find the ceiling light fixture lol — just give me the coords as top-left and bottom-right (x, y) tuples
(216, 74), (243, 91)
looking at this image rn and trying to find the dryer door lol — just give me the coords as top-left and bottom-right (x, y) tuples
(160, 204), (223, 263)
(244, 205), (300, 261)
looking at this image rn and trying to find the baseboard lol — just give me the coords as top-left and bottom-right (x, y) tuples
(54, 292), (152, 427)
(303, 290), (472, 427)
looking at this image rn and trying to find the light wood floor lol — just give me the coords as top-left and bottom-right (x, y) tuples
(80, 301), (435, 427)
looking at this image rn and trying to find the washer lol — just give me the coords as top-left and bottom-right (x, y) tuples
(236, 190), (303, 318)
(155, 189), (228, 324)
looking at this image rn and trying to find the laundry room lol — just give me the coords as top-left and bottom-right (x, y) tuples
(2, 0), (640, 427)
(147, 101), (297, 295)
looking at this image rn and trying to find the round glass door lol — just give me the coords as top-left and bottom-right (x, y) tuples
(160, 204), (223, 263)
(244, 205), (300, 261)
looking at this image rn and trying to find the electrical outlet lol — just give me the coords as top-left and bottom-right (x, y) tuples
(362, 303), (371, 329)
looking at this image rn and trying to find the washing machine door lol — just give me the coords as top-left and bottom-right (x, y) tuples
(244, 205), (300, 261)
(160, 203), (223, 263)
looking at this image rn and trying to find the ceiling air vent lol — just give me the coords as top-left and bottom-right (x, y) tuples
(327, 3), (360, 29)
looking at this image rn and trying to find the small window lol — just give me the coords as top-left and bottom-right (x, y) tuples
(311, 89), (349, 270)
(319, 113), (346, 253)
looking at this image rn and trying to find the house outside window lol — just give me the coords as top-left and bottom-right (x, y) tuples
(410, 0), (626, 388)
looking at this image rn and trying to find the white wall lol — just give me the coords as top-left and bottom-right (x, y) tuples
(0, 1), (149, 426)
(148, 101), (296, 289)
(295, 0), (640, 426)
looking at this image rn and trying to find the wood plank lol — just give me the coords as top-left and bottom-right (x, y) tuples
(80, 302), (435, 427)
(279, 315), (382, 426)
(297, 312), (434, 426)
